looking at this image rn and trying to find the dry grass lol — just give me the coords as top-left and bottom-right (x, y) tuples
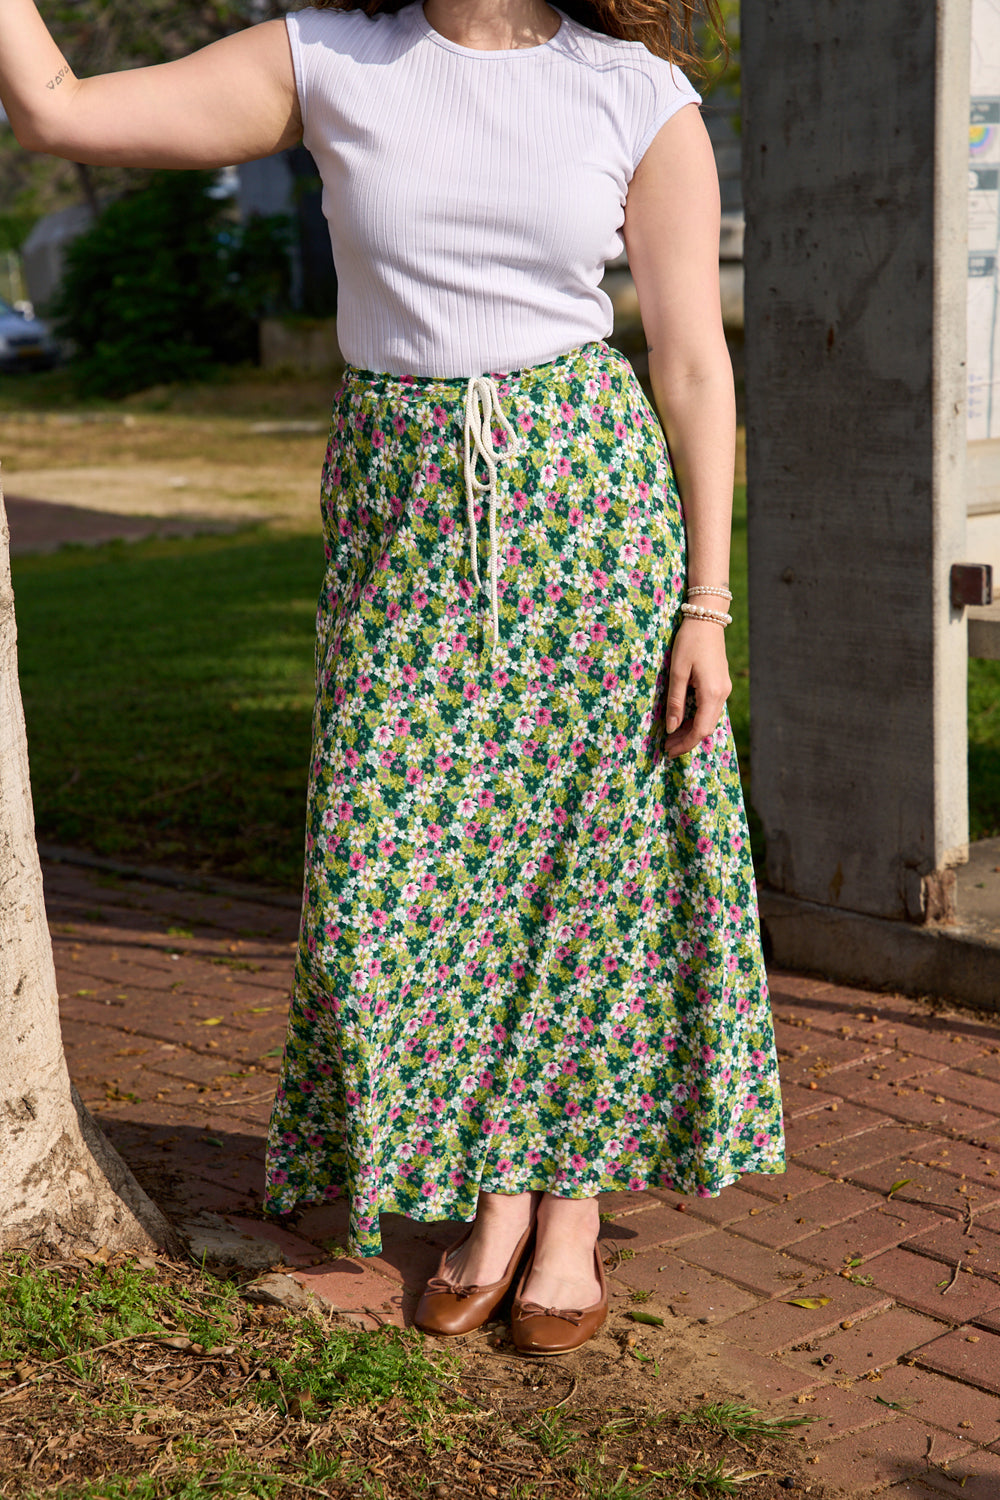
(0, 1247), (813, 1500)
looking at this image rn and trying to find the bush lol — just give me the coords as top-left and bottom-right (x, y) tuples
(54, 171), (292, 397)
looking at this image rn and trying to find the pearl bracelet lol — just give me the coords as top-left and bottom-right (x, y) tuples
(687, 585), (733, 602)
(680, 603), (733, 626)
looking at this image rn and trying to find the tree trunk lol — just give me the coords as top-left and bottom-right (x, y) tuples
(0, 486), (182, 1257)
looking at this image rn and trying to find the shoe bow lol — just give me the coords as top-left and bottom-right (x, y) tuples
(423, 1277), (484, 1299)
(517, 1302), (584, 1325)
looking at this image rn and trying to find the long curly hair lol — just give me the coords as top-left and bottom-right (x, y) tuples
(312, 0), (728, 82)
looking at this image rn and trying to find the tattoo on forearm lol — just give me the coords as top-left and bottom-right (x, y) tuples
(46, 65), (71, 90)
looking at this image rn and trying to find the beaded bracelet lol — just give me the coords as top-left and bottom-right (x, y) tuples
(680, 603), (733, 626)
(687, 585), (733, 602)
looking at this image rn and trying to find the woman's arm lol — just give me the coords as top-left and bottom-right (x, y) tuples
(623, 102), (736, 759)
(0, 5), (300, 167)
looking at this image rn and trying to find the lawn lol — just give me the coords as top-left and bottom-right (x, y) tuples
(10, 488), (754, 892)
(11, 482), (999, 894)
(13, 528), (323, 890)
(0, 1249), (813, 1499)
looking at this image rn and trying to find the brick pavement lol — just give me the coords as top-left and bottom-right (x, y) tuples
(44, 856), (1000, 1498)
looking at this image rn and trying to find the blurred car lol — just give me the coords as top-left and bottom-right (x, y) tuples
(0, 298), (60, 372)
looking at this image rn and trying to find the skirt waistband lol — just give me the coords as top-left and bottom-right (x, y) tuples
(338, 342), (617, 654)
(340, 339), (611, 397)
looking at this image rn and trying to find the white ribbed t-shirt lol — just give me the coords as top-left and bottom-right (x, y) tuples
(285, 3), (701, 377)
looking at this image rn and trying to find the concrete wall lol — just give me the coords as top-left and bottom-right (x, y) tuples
(742, 0), (971, 923)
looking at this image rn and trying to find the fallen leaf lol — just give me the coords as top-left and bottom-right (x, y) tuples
(627, 1310), (665, 1327)
(784, 1296), (831, 1309)
(887, 1179), (912, 1199)
(198, 1018), (224, 1027)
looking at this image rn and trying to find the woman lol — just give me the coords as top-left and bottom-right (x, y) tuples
(1, 0), (784, 1355)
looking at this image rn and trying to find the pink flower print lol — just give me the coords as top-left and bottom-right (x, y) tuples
(432, 405), (447, 427)
(405, 766), (423, 786)
(753, 1131), (770, 1148)
(478, 789), (495, 809)
(463, 682), (480, 701)
(372, 908), (388, 927)
(517, 411), (533, 431)
(565, 1101), (581, 1117)
(436, 753), (454, 772)
(420, 873), (437, 892)
(645, 951), (660, 969)
(518, 596), (533, 616)
(557, 457), (571, 476)
(345, 1089), (361, 1106)
(570, 739), (585, 758)
(568, 506), (583, 526)
(527, 1148), (542, 1165)
(590, 622), (607, 642)
(349, 851), (366, 871)
(439, 515), (455, 535)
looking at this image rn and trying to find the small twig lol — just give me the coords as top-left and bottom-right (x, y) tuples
(544, 1373), (579, 1412)
(941, 1261), (962, 1295)
(0, 1333), (182, 1401)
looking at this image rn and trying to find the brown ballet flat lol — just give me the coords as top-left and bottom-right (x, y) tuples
(510, 1239), (608, 1355)
(414, 1220), (535, 1337)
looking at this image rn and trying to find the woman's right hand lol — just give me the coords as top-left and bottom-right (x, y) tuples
(0, 2), (300, 169)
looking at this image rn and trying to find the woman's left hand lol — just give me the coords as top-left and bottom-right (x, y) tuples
(664, 618), (732, 758)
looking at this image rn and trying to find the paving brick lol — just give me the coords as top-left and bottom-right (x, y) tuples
(727, 1181), (882, 1249)
(811, 1060), (947, 1104)
(905, 1218), (1000, 1279)
(780, 1080), (846, 1119)
(290, 1259), (401, 1316)
(776, 1033), (892, 1088)
(848, 1158), (1000, 1218)
(712, 1345), (826, 1402)
(792, 1200), (941, 1271)
(221, 1215), (319, 1268)
(805, 1417), (971, 1496)
(794, 1123), (928, 1177)
(908, 1139), (1000, 1191)
(973, 1310), (1000, 1335)
(825, 1077), (999, 1136)
(713, 1275), (892, 1354)
(598, 1190), (669, 1215)
(677, 1232), (816, 1297)
(913, 1325), (1000, 1396)
(793, 1382), (897, 1444)
(863, 1364), (1000, 1447)
(783, 1103), (891, 1155)
(737, 1163), (830, 1201)
(611, 1249), (761, 1323)
(768, 968), (832, 1000)
(924, 1072), (1000, 1118)
(957, 1053), (1000, 1085)
(865, 1249), (1000, 1324)
(915, 1448), (1000, 1499)
(784, 1306), (948, 1379)
(599, 1205), (712, 1254)
(649, 1184), (765, 1228)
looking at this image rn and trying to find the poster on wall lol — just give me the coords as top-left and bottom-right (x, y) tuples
(970, 0), (1000, 440)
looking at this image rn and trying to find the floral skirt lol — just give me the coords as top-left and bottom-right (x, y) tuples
(263, 340), (784, 1257)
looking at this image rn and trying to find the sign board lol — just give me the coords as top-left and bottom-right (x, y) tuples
(970, 0), (1000, 439)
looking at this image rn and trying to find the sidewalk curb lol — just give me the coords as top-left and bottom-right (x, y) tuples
(39, 842), (302, 912)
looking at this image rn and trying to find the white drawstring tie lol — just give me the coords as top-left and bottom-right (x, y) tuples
(462, 375), (524, 647)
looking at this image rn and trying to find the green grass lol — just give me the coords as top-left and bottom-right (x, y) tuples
(969, 657), (1000, 839)
(10, 476), (995, 894)
(12, 527), (321, 889)
(2, 1251), (813, 1500)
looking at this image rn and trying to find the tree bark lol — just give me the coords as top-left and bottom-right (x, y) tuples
(0, 485), (182, 1256)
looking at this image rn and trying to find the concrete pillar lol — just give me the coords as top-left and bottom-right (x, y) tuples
(741, 0), (971, 925)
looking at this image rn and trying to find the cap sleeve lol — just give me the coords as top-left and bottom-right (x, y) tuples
(284, 9), (312, 135)
(632, 54), (702, 170)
